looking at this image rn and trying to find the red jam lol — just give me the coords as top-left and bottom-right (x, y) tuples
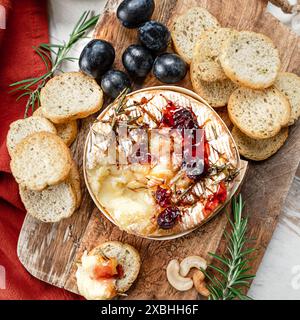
(92, 258), (124, 280)
(203, 181), (227, 218)
(116, 264), (124, 279)
(161, 100), (177, 127)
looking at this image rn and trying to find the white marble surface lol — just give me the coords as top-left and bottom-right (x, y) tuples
(48, 0), (300, 300)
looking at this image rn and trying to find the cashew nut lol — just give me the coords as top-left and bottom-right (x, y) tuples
(193, 271), (210, 297)
(166, 259), (194, 291)
(179, 256), (207, 277)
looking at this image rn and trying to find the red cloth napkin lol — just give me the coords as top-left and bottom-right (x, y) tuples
(0, 0), (79, 300)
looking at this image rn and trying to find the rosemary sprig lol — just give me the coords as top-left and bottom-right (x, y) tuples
(110, 88), (131, 129)
(204, 194), (256, 300)
(10, 11), (99, 117)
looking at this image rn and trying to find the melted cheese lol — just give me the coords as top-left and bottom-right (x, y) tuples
(87, 164), (156, 235)
(76, 253), (116, 300)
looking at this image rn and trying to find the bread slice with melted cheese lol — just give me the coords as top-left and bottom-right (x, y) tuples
(76, 241), (141, 300)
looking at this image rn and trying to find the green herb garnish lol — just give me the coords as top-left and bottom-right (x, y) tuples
(10, 10), (99, 117)
(204, 194), (256, 300)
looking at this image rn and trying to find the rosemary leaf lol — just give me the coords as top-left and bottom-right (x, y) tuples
(204, 194), (256, 300)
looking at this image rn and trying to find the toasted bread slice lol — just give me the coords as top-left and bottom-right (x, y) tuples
(41, 72), (103, 124)
(56, 121), (78, 146)
(6, 116), (56, 157)
(171, 7), (220, 64)
(11, 132), (72, 191)
(232, 126), (288, 161)
(274, 72), (300, 125)
(220, 31), (280, 89)
(33, 108), (78, 146)
(92, 241), (141, 293)
(228, 87), (291, 139)
(190, 70), (237, 107)
(68, 160), (81, 209)
(192, 28), (233, 82)
(19, 182), (76, 222)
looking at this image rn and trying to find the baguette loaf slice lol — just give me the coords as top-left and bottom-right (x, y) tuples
(228, 87), (291, 139)
(274, 72), (300, 125)
(33, 108), (78, 146)
(41, 72), (103, 124)
(232, 126), (288, 161)
(68, 160), (81, 209)
(6, 116), (56, 156)
(171, 7), (220, 64)
(19, 182), (76, 222)
(190, 72), (237, 108)
(192, 28), (234, 82)
(220, 31), (280, 89)
(92, 241), (141, 293)
(11, 132), (72, 191)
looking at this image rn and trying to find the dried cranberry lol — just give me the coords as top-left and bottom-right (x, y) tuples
(155, 186), (171, 207)
(157, 206), (180, 229)
(173, 108), (198, 130)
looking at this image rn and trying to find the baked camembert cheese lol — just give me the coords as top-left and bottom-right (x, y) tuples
(85, 89), (240, 238)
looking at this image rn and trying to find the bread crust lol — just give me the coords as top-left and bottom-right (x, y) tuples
(56, 120), (78, 146)
(274, 72), (300, 125)
(19, 183), (76, 222)
(232, 126), (288, 161)
(68, 160), (81, 209)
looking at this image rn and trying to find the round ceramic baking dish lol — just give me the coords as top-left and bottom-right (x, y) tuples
(83, 85), (243, 240)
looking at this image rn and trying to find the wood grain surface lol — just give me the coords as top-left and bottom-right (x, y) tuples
(17, 0), (300, 299)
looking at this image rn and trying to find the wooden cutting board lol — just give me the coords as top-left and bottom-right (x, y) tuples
(17, 0), (300, 299)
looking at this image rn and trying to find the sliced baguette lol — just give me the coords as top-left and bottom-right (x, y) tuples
(41, 72), (103, 124)
(232, 126), (288, 161)
(274, 72), (300, 125)
(68, 160), (81, 209)
(92, 241), (141, 293)
(19, 182), (76, 222)
(220, 31), (280, 89)
(171, 7), (220, 64)
(192, 28), (234, 82)
(33, 108), (78, 146)
(6, 116), (57, 157)
(228, 87), (291, 139)
(11, 132), (72, 191)
(190, 71), (237, 107)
